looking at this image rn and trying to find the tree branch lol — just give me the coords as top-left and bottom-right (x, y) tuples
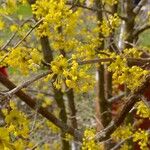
(79, 57), (150, 68)
(0, 72), (83, 142)
(110, 129), (150, 150)
(95, 74), (150, 141)
(14, 18), (43, 49)
(66, 1), (127, 21)
(1, 17), (34, 51)
(133, 0), (147, 15)
(0, 18), (43, 63)
(108, 93), (125, 103)
(1, 71), (51, 99)
(133, 23), (150, 37)
(110, 136), (132, 150)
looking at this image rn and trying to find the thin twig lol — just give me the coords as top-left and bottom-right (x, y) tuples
(0, 18), (43, 63)
(110, 129), (150, 150)
(1, 17), (34, 51)
(14, 18), (43, 48)
(66, 1), (127, 21)
(78, 58), (113, 65)
(133, 0), (147, 14)
(108, 93), (125, 103)
(2, 70), (51, 99)
(1, 32), (17, 51)
(78, 57), (150, 67)
(110, 136), (132, 150)
(133, 23), (150, 37)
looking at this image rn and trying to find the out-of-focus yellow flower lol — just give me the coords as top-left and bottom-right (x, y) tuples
(10, 24), (18, 32)
(5, 109), (24, 125)
(0, 128), (13, 150)
(0, 21), (5, 30)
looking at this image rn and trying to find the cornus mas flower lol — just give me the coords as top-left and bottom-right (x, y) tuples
(0, 128), (12, 149)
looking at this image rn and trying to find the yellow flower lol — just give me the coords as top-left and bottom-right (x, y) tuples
(5, 109), (23, 125)
(13, 139), (25, 150)
(0, 128), (13, 150)
(136, 101), (150, 118)
(82, 129), (99, 150)
(0, 21), (5, 30)
(10, 24), (18, 32)
(51, 55), (68, 74)
(133, 129), (149, 150)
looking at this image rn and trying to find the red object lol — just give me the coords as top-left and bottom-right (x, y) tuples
(116, 84), (150, 149)
(0, 67), (8, 77)
(143, 86), (150, 101)
(118, 84), (125, 91)
(118, 84), (150, 101)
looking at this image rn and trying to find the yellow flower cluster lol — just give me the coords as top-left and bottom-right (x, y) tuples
(102, 0), (118, 5)
(82, 129), (99, 150)
(31, 0), (72, 37)
(111, 124), (133, 141)
(31, 0), (102, 62)
(42, 97), (53, 108)
(46, 120), (60, 134)
(0, 19), (5, 30)
(65, 133), (73, 141)
(136, 101), (150, 119)
(108, 51), (148, 90)
(100, 14), (120, 37)
(3, 101), (29, 139)
(10, 24), (18, 32)
(123, 48), (142, 58)
(112, 125), (149, 150)
(32, 0), (85, 56)
(45, 55), (94, 92)
(54, 10), (80, 42)
(109, 13), (121, 28)
(120, 143), (132, 150)
(0, 101), (33, 149)
(4, 47), (42, 74)
(65, 62), (94, 92)
(133, 129), (149, 150)
(76, 41), (97, 60)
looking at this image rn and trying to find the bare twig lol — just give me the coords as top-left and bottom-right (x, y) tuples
(1, 32), (17, 51)
(108, 93), (125, 103)
(133, 0), (147, 15)
(0, 18), (43, 63)
(66, 1), (127, 21)
(78, 58), (113, 65)
(1, 17), (34, 51)
(110, 136), (132, 150)
(133, 23), (150, 38)
(2, 70), (51, 99)
(141, 96), (150, 108)
(79, 57), (150, 68)
(31, 108), (38, 132)
(14, 18), (43, 48)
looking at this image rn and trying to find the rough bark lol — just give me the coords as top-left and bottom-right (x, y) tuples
(94, 2), (112, 150)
